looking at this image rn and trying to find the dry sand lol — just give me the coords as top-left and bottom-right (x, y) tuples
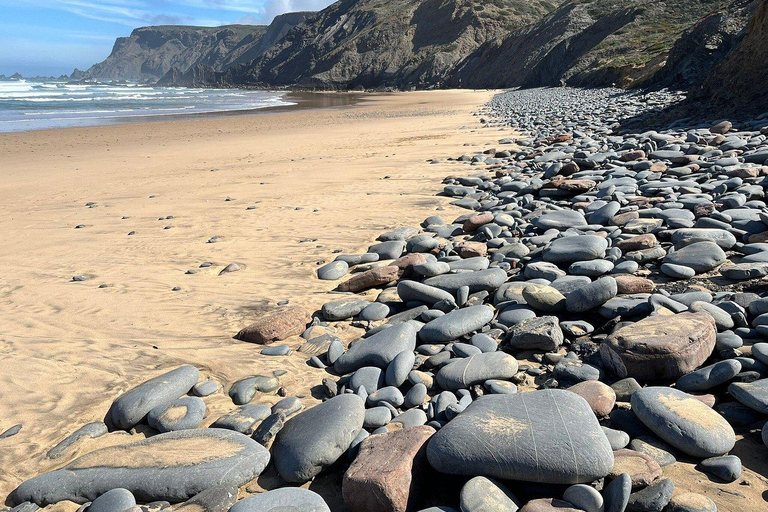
(1, 89), (766, 512)
(0, 89), (501, 503)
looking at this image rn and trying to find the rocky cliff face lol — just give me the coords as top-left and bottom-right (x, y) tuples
(700, 0), (768, 112)
(78, 12), (312, 83)
(653, 0), (757, 89)
(219, 0), (559, 89)
(447, 0), (733, 89)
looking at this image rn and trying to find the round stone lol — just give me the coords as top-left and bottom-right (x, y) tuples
(562, 484), (603, 512)
(631, 387), (735, 458)
(459, 476), (520, 512)
(419, 306), (495, 343)
(272, 394), (365, 483)
(567, 381), (616, 417)
(88, 489), (136, 512)
(427, 390), (614, 484)
(228, 488), (330, 512)
(317, 260), (349, 280)
(147, 396), (206, 433)
(609, 449), (662, 489)
(675, 360), (741, 392)
(435, 352), (518, 391)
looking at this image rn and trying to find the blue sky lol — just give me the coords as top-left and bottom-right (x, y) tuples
(0, 0), (334, 77)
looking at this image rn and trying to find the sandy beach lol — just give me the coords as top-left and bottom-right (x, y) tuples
(0, 89), (505, 505)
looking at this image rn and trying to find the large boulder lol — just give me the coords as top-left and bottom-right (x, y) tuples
(106, 365), (200, 430)
(600, 313), (716, 381)
(11, 429), (269, 506)
(271, 394), (365, 483)
(343, 426), (435, 512)
(426, 390), (614, 484)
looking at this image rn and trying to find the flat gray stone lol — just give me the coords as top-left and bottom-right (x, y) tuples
(88, 489), (135, 512)
(334, 323), (417, 374)
(436, 352), (518, 391)
(729, 378), (768, 414)
(663, 241), (726, 274)
(631, 387), (735, 458)
(148, 396), (206, 433)
(228, 488), (330, 512)
(46, 423), (108, 459)
(419, 306), (494, 343)
(459, 476), (520, 512)
(11, 429), (269, 506)
(427, 390), (614, 484)
(543, 235), (608, 264)
(424, 268), (507, 293)
(106, 365), (199, 430)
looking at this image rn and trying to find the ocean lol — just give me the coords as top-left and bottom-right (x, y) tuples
(0, 79), (295, 132)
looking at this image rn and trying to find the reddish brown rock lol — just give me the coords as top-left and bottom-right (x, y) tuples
(650, 162), (668, 173)
(611, 211), (639, 226)
(520, 498), (584, 512)
(550, 178), (596, 192)
(711, 120), (732, 134)
(615, 275), (655, 294)
(336, 265), (400, 293)
(621, 150), (646, 162)
(456, 241), (488, 258)
(559, 162), (580, 176)
(694, 202), (716, 217)
(609, 449), (662, 489)
(601, 312), (716, 381)
(616, 234), (658, 252)
(691, 394), (716, 407)
(463, 213), (494, 232)
(748, 231), (768, 244)
(234, 306), (311, 344)
(567, 381), (616, 417)
(343, 425), (435, 512)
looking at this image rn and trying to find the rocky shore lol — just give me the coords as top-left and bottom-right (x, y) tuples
(5, 87), (768, 512)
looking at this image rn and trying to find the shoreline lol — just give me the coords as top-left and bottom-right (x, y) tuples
(0, 89), (507, 507)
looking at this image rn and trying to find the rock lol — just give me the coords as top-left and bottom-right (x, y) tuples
(427, 390), (614, 484)
(234, 307), (310, 344)
(710, 120), (732, 134)
(106, 365), (200, 430)
(600, 313), (716, 381)
(522, 285), (566, 312)
(174, 485), (237, 512)
(562, 484), (603, 512)
(228, 375), (279, 405)
(218, 263), (240, 276)
(663, 242), (726, 274)
(729, 378), (768, 413)
(628, 437), (677, 467)
(625, 477), (674, 512)
(272, 394), (365, 483)
(665, 492), (716, 512)
(360, 302), (391, 321)
(386, 350), (416, 387)
(192, 381), (219, 397)
(459, 476), (521, 512)
(698, 455), (741, 482)
(603, 473), (631, 512)
(543, 235), (608, 264)
(671, 228), (737, 249)
(317, 260), (349, 280)
(252, 412), (285, 447)
(519, 499), (582, 512)
(602, 426), (630, 450)
(228, 489), (330, 512)
(507, 316), (564, 351)
(609, 449), (662, 489)
(147, 396), (206, 432)
(88, 489), (135, 512)
(436, 352), (518, 391)
(533, 210), (587, 230)
(567, 381), (616, 417)
(660, 263), (696, 279)
(397, 281), (456, 307)
(336, 266), (400, 293)
(11, 429), (269, 505)
(334, 323), (418, 374)
(721, 261), (768, 280)
(46, 423), (108, 459)
(423, 268), (508, 293)
(342, 425), (435, 512)
(322, 298), (370, 321)
(675, 360), (741, 392)
(210, 404), (271, 435)
(615, 276), (654, 294)
(631, 387), (735, 458)
(419, 306), (495, 343)
(565, 277), (617, 313)
(611, 378), (641, 401)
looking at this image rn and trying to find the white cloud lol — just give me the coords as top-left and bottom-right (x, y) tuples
(258, 0), (334, 23)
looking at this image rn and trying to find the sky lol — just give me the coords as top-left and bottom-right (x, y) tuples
(0, 0), (335, 77)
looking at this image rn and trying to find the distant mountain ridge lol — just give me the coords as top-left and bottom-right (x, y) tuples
(75, 12), (312, 83)
(76, 0), (768, 114)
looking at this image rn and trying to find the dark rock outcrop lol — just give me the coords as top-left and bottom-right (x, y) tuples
(77, 13), (312, 83)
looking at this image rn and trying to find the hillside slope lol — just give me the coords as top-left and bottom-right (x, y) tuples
(219, 0), (560, 89)
(77, 12), (312, 83)
(447, 0), (733, 89)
